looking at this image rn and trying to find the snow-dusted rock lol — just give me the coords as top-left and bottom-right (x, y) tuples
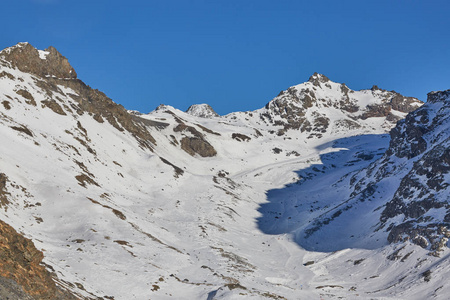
(186, 103), (219, 118)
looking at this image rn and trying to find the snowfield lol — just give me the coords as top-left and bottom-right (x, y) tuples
(0, 43), (449, 300)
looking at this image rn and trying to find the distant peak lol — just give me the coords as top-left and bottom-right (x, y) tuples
(307, 73), (331, 86)
(186, 104), (219, 118)
(1, 42), (32, 55)
(370, 85), (388, 92)
(16, 42), (30, 47)
(155, 104), (169, 111)
(0, 43), (77, 79)
(427, 89), (450, 104)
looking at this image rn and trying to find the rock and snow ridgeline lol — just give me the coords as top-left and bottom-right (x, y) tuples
(186, 104), (219, 118)
(0, 43), (449, 299)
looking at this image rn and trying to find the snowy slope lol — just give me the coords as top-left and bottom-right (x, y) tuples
(1, 43), (448, 300)
(257, 89), (450, 299)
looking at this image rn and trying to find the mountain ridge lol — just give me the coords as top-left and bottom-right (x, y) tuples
(0, 43), (448, 300)
(0, 42), (77, 79)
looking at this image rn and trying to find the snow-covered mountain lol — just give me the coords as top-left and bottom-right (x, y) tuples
(0, 42), (448, 299)
(186, 104), (219, 118)
(354, 89), (450, 253)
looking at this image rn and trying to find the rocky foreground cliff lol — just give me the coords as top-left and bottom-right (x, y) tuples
(0, 217), (76, 299)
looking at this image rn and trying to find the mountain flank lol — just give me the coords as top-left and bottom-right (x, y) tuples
(1, 43), (449, 299)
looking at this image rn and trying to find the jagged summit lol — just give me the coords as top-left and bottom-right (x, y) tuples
(308, 72), (330, 85)
(0, 42), (77, 79)
(260, 74), (423, 138)
(186, 103), (219, 118)
(428, 89), (450, 103)
(155, 104), (177, 111)
(0, 43), (156, 151)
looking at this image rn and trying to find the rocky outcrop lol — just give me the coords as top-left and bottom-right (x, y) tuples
(378, 90), (450, 254)
(390, 94), (422, 113)
(232, 133), (251, 142)
(385, 110), (429, 159)
(56, 80), (157, 150)
(186, 104), (219, 118)
(0, 42), (76, 79)
(180, 136), (217, 157)
(0, 219), (76, 299)
(308, 72), (331, 86)
(346, 89), (450, 254)
(0, 276), (34, 300)
(0, 173), (10, 208)
(360, 94), (421, 120)
(385, 90), (449, 159)
(260, 73), (422, 137)
(173, 123), (217, 157)
(1, 43), (157, 151)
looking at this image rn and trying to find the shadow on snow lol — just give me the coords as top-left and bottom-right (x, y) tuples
(256, 133), (391, 252)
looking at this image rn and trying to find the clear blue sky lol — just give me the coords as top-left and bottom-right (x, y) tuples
(2, 0), (450, 115)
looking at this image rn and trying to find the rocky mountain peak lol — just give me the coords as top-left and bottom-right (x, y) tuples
(308, 72), (330, 86)
(186, 104), (219, 118)
(371, 85), (386, 92)
(261, 74), (423, 138)
(0, 43), (157, 152)
(427, 89), (450, 104)
(155, 104), (169, 111)
(0, 42), (77, 79)
(386, 90), (448, 160)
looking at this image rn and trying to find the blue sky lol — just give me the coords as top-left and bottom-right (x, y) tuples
(3, 0), (450, 114)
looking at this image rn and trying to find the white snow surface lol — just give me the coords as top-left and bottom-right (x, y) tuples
(38, 49), (50, 60)
(0, 56), (448, 300)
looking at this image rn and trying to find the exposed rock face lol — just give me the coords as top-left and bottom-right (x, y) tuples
(186, 104), (219, 118)
(173, 123), (217, 157)
(0, 173), (10, 208)
(380, 90), (450, 253)
(0, 42), (76, 79)
(0, 219), (76, 299)
(346, 89), (450, 255)
(308, 72), (331, 86)
(260, 73), (423, 137)
(180, 136), (217, 157)
(53, 79), (158, 150)
(1, 43), (157, 151)
(0, 276), (34, 300)
(232, 133), (251, 142)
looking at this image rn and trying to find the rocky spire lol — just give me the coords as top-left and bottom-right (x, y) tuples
(0, 42), (77, 79)
(308, 72), (330, 86)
